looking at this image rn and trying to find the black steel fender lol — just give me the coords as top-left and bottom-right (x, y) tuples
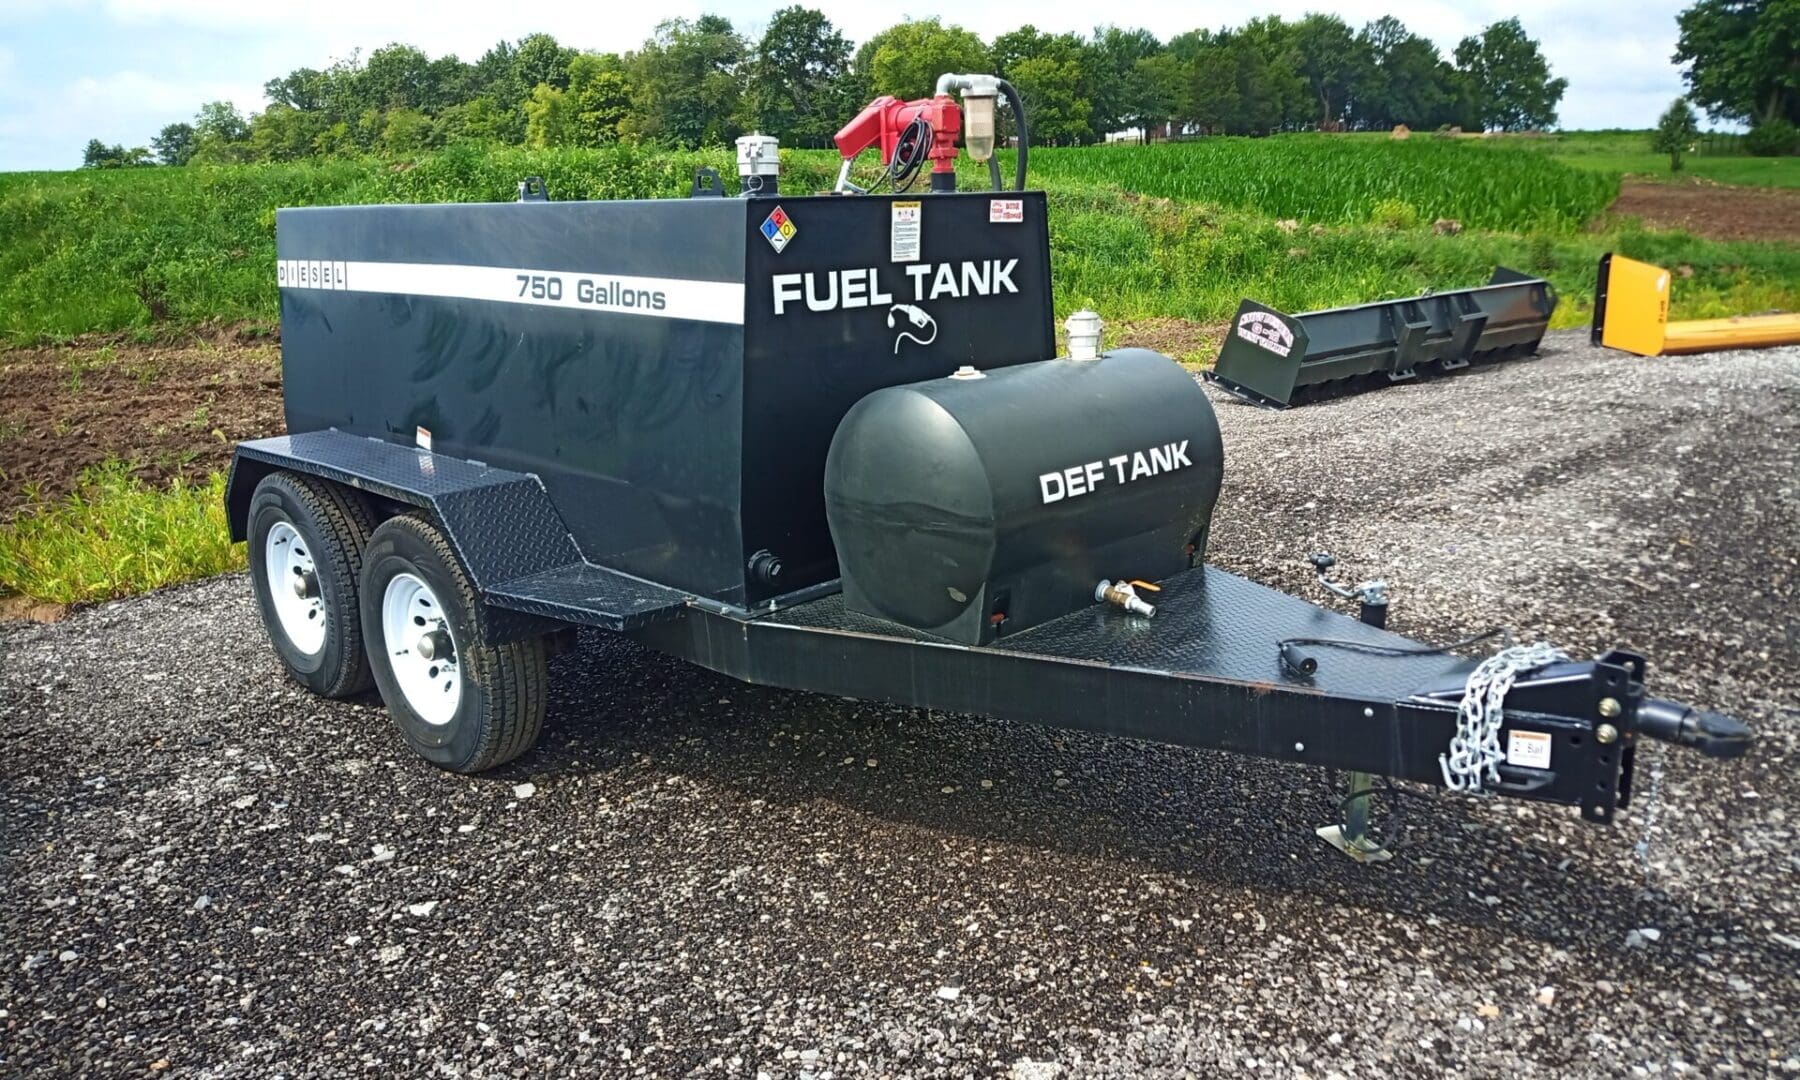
(227, 430), (579, 643)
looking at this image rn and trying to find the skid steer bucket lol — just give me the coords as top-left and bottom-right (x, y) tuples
(1591, 252), (1800, 357)
(1204, 268), (1558, 408)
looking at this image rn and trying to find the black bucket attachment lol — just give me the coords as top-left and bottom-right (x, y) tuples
(1203, 268), (1558, 408)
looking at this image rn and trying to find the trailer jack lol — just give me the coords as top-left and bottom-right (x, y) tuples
(1319, 771), (1395, 863)
(1311, 554), (1398, 863)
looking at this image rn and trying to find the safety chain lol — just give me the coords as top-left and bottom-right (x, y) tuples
(1634, 745), (1666, 882)
(1439, 642), (1567, 794)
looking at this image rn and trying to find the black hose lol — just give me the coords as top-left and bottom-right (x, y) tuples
(883, 115), (931, 192)
(997, 78), (1028, 191)
(1277, 626), (1513, 664)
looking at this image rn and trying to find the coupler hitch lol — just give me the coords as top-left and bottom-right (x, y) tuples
(1306, 553), (1750, 863)
(1635, 698), (1753, 758)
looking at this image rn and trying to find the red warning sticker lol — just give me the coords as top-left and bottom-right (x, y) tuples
(989, 199), (1024, 224)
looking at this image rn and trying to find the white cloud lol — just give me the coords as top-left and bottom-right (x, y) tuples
(0, 0), (91, 20)
(67, 69), (258, 114)
(0, 69), (264, 161)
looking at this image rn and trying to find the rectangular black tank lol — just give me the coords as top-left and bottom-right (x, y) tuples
(276, 191), (1054, 607)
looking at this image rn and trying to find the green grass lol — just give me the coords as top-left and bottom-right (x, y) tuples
(4, 137), (1794, 349)
(0, 144), (796, 343)
(1028, 136), (1621, 230)
(1482, 130), (1800, 188)
(0, 160), (382, 339)
(0, 463), (243, 605)
(1045, 178), (1800, 329)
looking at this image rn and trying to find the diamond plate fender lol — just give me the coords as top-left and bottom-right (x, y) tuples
(228, 430), (581, 643)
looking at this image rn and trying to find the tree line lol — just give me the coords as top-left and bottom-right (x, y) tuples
(1672, 0), (1799, 157)
(84, 9), (1577, 169)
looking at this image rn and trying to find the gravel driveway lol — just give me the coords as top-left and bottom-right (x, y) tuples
(4, 332), (1797, 1078)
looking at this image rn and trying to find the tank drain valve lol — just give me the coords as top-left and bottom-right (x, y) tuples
(1095, 579), (1155, 618)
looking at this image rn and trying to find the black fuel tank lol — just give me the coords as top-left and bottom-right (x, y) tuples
(824, 348), (1224, 644)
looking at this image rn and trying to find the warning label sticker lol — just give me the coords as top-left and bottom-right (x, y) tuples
(891, 201), (921, 262)
(1505, 730), (1553, 769)
(989, 198), (1024, 224)
(760, 205), (797, 253)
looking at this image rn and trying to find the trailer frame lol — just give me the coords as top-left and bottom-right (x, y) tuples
(228, 428), (1670, 826)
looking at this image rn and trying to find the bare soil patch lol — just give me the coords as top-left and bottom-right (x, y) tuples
(1609, 179), (1800, 243)
(1, 326), (1221, 522)
(0, 339), (285, 516)
(1108, 317), (1224, 366)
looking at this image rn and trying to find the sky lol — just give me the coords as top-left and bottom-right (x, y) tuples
(0, 0), (1702, 171)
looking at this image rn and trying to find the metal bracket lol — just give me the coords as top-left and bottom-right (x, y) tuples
(690, 168), (725, 198)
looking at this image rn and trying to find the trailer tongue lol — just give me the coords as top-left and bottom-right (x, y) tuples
(227, 74), (1750, 862)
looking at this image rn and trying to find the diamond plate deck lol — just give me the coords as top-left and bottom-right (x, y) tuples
(484, 563), (691, 629)
(632, 564), (1493, 781)
(760, 566), (1469, 703)
(234, 431), (577, 588)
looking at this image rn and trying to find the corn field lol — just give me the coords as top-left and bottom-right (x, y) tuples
(1028, 137), (1621, 232)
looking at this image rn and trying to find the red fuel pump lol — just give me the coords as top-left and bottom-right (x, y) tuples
(832, 93), (963, 192)
(831, 73), (1028, 195)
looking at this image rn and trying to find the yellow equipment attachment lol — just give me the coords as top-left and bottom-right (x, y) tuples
(1592, 253), (1800, 356)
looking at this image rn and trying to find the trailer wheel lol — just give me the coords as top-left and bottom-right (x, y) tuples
(247, 472), (376, 698)
(359, 514), (547, 773)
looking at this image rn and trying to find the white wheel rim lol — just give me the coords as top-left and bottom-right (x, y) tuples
(382, 572), (462, 725)
(264, 521), (326, 656)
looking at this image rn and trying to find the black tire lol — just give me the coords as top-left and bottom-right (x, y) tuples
(359, 514), (547, 773)
(246, 472), (376, 698)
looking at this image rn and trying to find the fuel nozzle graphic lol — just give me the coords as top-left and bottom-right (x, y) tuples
(888, 304), (937, 353)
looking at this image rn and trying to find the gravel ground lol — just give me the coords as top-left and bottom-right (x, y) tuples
(4, 331), (1797, 1078)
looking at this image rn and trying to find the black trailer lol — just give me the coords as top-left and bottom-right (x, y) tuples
(227, 115), (1749, 860)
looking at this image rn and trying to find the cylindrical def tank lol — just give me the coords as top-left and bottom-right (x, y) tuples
(824, 349), (1224, 645)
